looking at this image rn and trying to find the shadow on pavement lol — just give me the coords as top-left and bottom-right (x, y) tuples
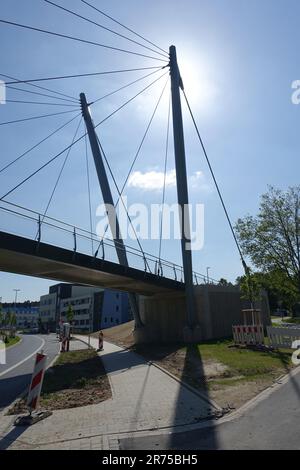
(0, 373), (31, 410)
(119, 342), (219, 450)
(169, 343), (218, 450)
(0, 425), (30, 451)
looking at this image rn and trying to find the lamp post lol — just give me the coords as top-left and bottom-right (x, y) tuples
(13, 289), (20, 305)
(206, 267), (211, 284)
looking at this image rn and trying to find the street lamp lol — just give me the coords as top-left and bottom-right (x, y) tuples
(206, 267), (211, 284)
(13, 289), (20, 306)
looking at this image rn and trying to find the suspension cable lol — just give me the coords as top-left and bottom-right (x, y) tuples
(93, 77), (170, 259)
(85, 133), (94, 254)
(5, 99), (79, 107)
(36, 117), (83, 237)
(182, 89), (248, 271)
(4, 66), (164, 86)
(81, 0), (168, 55)
(158, 93), (171, 262)
(0, 112), (81, 174)
(44, 0), (168, 59)
(6, 85), (78, 104)
(94, 71), (169, 129)
(0, 19), (168, 63)
(96, 137), (150, 270)
(0, 73), (167, 200)
(91, 67), (166, 105)
(0, 72), (78, 102)
(0, 108), (80, 127)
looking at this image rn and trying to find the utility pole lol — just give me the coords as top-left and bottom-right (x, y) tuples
(13, 289), (20, 308)
(169, 45), (197, 329)
(206, 267), (211, 284)
(80, 93), (143, 329)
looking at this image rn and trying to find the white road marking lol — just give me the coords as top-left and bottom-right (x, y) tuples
(0, 337), (45, 378)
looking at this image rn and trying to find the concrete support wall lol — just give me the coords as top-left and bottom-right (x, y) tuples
(135, 285), (271, 344)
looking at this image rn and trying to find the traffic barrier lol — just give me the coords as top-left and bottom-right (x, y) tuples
(267, 326), (300, 348)
(27, 352), (47, 412)
(233, 324), (264, 346)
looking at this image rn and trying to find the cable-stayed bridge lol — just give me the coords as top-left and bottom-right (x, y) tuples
(0, 1), (244, 338)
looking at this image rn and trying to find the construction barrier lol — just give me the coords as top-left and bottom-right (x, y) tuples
(267, 326), (300, 349)
(233, 325), (264, 346)
(27, 352), (47, 412)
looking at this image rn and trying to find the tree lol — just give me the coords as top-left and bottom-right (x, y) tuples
(66, 304), (74, 336)
(235, 186), (300, 301)
(236, 270), (298, 312)
(10, 313), (17, 338)
(0, 303), (3, 340)
(66, 304), (74, 324)
(218, 278), (233, 287)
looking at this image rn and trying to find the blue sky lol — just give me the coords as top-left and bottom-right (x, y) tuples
(0, 0), (299, 302)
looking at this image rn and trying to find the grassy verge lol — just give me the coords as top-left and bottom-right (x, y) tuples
(3, 336), (21, 348)
(285, 317), (300, 324)
(8, 348), (111, 415)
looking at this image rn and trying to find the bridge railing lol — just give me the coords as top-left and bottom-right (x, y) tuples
(0, 200), (218, 286)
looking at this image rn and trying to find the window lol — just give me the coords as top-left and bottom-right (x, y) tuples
(111, 317), (113, 323)
(104, 317), (107, 323)
(116, 306), (119, 312)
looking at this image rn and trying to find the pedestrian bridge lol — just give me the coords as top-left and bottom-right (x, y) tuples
(0, 230), (185, 296)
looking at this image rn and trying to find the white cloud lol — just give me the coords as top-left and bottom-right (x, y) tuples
(128, 169), (176, 191)
(127, 169), (213, 193)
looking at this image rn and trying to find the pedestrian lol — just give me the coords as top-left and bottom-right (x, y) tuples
(98, 330), (104, 351)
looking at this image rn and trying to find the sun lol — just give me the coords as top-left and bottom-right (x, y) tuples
(177, 55), (218, 110)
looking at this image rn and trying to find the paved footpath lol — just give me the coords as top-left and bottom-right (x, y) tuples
(0, 336), (218, 450)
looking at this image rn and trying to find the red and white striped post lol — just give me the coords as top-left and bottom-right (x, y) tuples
(27, 352), (47, 413)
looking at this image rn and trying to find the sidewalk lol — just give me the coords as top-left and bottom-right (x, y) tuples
(0, 336), (219, 450)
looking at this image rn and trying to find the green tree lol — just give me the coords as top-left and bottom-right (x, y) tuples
(66, 304), (74, 324)
(0, 302), (3, 340)
(218, 278), (233, 287)
(10, 313), (17, 338)
(66, 304), (74, 336)
(3, 311), (11, 343)
(235, 186), (300, 303)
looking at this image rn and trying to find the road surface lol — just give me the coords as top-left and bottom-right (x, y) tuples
(120, 367), (300, 450)
(0, 334), (59, 411)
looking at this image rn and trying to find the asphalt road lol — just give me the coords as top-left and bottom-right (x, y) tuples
(120, 367), (300, 450)
(0, 334), (59, 411)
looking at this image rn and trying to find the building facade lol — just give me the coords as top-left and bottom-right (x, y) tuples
(40, 283), (131, 332)
(2, 305), (40, 329)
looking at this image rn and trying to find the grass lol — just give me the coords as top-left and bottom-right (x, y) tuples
(285, 317), (300, 324)
(3, 336), (21, 348)
(197, 339), (292, 378)
(91, 321), (298, 409)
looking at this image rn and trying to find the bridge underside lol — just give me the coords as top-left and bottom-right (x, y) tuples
(0, 231), (184, 296)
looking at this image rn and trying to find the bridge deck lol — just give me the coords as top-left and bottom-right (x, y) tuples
(0, 231), (184, 296)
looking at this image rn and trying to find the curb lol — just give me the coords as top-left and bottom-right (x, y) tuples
(3, 336), (23, 352)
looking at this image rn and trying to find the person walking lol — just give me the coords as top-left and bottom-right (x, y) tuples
(97, 330), (104, 351)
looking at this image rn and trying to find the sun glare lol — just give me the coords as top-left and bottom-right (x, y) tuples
(178, 55), (218, 110)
